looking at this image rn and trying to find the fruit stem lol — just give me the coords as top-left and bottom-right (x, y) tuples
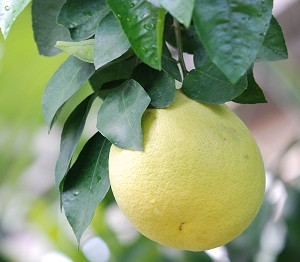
(173, 18), (188, 78)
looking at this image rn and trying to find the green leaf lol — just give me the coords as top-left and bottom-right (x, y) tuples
(194, 44), (209, 68)
(0, 0), (31, 39)
(69, 4), (110, 41)
(89, 56), (137, 91)
(94, 12), (130, 69)
(147, 0), (195, 27)
(62, 132), (111, 243)
(57, 0), (103, 28)
(233, 69), (267, 104)
(42, 56), (95, 130)
(32, 0), (73, 56)
(256, 16), (288, 62)
(97, 79), (151, 150)
(106, 0), (165, 70)
(182, 62), (247, 104)
(193, 0), (273, 83)
(162, 43), (182, 82)
(146, 0), (194, 28)
(132, 63), (176, 108)
(55, 94), (96, 193)
(56, 39), (94, 63)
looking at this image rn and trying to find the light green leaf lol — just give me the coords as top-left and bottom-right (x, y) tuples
(55, 94), (96, 193)
(94, 12), (130, 69)
(146, 0), (194, 27)
(256, 16), (288, 62)
(97, 79), (151, 150)
(182, 62), (247, 104)
(62, 132), (111, 243)
(56, 39), (94, 63)
(0, 0), (31, 39)
(106, 0), (165, 70)
(42, 56), (95, 130)
(193, 0), (273, 83)
(32, 0), (73, 56)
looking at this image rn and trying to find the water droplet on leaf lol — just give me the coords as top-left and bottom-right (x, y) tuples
(4, 6), (10, 11)
(129, 2), (136, 8)
(73, 191), (79, 196)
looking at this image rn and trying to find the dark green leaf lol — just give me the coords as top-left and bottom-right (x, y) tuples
(55, 94), (96, 193)
(62, 132), (111, 243)
(182, 62), (247, 104)
(147, 0), (194, 28)
(94, 12), (130, 69)
(0, 0), (30, 39)
(194, 45), (209, 68)
(193, 0), (273, 83)
(256, 16), (288, 62)
(56, 39), (94, 63)
(42, 56), (95, 130)
(97, 79), (151, 150)
(106, 0), (165, 70)
(32, 0), (73, 56)
(233, 69), (267, 104)
(161, 44), (182, 81)
(57, 0), (102, 28)
(132, 63), (176, 108)
(69, 3), (110, 41)
(89, 56), (137, 91)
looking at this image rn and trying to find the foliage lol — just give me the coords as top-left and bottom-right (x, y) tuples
(1, 0), (288, 248)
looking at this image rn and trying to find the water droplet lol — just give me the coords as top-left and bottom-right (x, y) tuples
(4, 6), (10, 11)
(150, 23), (155, 29)
(261, 0), (265, 3)
(144, 24), (150, 30)
(129, 2), (136, 8)
(73, 191), (79, 196)
(133, 15), (138, 19)
(262, 7), (267, 12)
(117, 14), (122, 19)
(126, 17), (130, 22)
(142, 47), (148, 52)
(257, 12), (262, 17)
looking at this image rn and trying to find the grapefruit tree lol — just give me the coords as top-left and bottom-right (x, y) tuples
(1, 0), (288, 252)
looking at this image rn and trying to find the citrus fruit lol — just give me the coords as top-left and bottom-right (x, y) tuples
(109, 90), (265, 251)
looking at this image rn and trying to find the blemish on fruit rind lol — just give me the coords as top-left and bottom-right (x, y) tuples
(179, 222), (185, 231)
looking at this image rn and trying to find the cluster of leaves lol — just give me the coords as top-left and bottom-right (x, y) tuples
(1, 0), (288, 243)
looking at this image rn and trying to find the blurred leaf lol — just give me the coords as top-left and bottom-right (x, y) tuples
(62, 132), (111, 243)
(106, 0), (165, 70)
(42, 56), (95, 130)
(57, 0), (102, 28)
(146, 0), (194, 28)
(94, 12), (130, 69)
(182, 62), (247, 103)
(162, 44), (182, 81)
(0, 0), (30, 39)
(233, 68), (267, 104)
(55, 94), (96, 193)
(90, 56), (137, 92)
(97, 79), (150, 150)
(32, 0), (73, 56)
(132, 63), (176, 108)
(256, 16), (288, 62)
(193, 0), (273, 83)
(56, 39), (94, 63)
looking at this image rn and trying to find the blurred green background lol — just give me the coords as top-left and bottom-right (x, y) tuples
(1, 2), (300, 262)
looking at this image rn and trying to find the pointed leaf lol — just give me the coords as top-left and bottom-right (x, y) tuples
(146, 0), (194, 28)
(97, 79), (151, 150)
(42, 56), (95, 130)
(162, 44), (182, 82)
(256, 16), (288, 62)
(56, 39), (94, 63)
(90, 56), (137, 93)
(55, 94), (96, 193)
(32, 0), (73, 56)
(62, 132), (111, 243)
(132, 63), (176, 108)
(182, 62), (247, 104)
(0, 0), (30, 39)
(94, 12), (130, 69)
(106, 0), (165, 70)
(233, 69), (267, 104)
(69, 5), (110, 41)
(57, 0), (103, 28)
(193, 0), (273, 83)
